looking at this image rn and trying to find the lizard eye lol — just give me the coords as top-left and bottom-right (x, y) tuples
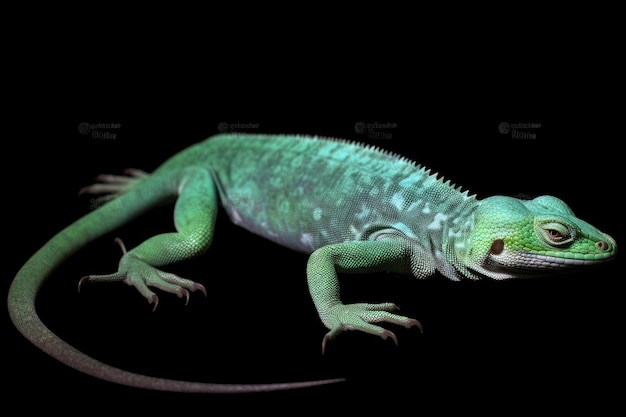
(546, 229), (565, 241)
(536, 220), (575, 246)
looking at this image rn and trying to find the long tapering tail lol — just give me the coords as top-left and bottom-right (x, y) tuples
(8, 176), (343, 393)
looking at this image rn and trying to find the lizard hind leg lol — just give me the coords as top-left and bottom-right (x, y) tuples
(78, 167), (218, 310)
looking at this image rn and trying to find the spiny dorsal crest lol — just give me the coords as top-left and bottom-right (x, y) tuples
(292, 134), (477, 200)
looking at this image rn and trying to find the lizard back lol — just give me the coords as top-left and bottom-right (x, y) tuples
(166, 134), (478, 257)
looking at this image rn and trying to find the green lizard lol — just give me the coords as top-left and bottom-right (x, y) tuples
(8, 133), (616, 393)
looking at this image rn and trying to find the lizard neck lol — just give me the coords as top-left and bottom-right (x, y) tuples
(411, 191), (480, 281)
(436, 200), (481, 280)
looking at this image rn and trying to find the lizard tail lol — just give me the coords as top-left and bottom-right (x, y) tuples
(8, 176), (343, 393)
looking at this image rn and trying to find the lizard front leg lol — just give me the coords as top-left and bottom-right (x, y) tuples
(79, 167), (217, 310)
(307, 237), (427, 352)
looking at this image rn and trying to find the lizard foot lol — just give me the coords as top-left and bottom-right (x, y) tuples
(78, 238), (207, 311)
(321, 302), (422, 354)
(78, 168), (149, 202)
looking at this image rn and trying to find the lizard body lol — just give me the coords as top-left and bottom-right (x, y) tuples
(8, 133), (617, 393)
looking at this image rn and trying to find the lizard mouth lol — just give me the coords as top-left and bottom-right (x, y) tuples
(489, 250), (616, 271)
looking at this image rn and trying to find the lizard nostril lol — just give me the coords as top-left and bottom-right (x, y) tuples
(596, 241), (610, 251)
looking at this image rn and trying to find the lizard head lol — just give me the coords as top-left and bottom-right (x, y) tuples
(463, 195), (616, 279)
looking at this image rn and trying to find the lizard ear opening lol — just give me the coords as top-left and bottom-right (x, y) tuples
(490, 239), (504, 255)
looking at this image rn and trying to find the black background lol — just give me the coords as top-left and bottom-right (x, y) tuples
(5, 71), (623, 413)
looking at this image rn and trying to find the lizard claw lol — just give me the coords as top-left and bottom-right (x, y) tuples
(150, 294), (159, 312)
(408, 318), (424, 333)
(77, 276), (89, 292)
(381, 329), (398, 346)
(181, 289), (190, 305)
(193, 283), (208, 298)
(321, 328), (343, 354)
(322, 334), (329, 355)
(179, 284), (208, 305)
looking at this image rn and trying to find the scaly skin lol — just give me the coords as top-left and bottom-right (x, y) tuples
(7, 133), (617, 393)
